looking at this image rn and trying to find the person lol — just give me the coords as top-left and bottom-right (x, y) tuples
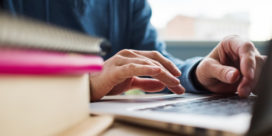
(1, 0), (266, 101)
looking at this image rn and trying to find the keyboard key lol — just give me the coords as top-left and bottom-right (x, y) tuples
(140, 95), (256, 116)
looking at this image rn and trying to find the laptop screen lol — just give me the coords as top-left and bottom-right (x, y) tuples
(248, 40), (272, 136)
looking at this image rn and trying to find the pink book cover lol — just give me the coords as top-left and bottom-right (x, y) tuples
(0, 48), (103, 75)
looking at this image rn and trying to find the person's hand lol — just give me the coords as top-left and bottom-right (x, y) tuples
(90, 49), (184, 101)
(196, 35), (266, 97)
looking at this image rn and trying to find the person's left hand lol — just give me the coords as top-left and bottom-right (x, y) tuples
(196, 35), (266, 97)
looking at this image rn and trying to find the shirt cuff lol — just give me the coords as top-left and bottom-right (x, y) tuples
(179, 57), (210, 94)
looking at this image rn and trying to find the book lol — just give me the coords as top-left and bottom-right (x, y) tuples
(0, 12), (111, 55)
(0, 74), (115, 136)
(0, 48), (103, 74)
(0, 12), (112, 136)
(0, 74), (90, 136)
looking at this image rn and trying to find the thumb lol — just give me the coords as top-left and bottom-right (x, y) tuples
(209, 61), (240, 84)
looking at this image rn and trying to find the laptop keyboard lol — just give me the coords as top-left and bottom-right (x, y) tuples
(138, 95), (256, 116)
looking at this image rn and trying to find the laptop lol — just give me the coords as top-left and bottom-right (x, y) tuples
(90, 41), (272, 136)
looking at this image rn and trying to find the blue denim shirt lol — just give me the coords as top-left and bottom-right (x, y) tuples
(2, 0), (205, 93)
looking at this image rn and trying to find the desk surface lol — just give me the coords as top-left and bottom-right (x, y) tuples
(100, 120), (179, 136)
(93, 94), (207, 136)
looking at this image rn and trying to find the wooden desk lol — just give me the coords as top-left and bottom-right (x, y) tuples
(100, 120), (179, 136)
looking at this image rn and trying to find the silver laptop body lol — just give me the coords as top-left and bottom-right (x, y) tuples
(91, 41), (272, 136)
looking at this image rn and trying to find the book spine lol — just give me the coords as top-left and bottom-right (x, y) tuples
(0, 48), (103, 75)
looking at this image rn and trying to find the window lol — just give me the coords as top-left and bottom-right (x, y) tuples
(148, 0), (272, 41)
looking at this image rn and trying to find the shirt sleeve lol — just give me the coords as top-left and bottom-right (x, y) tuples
(130, 0), (209, 93)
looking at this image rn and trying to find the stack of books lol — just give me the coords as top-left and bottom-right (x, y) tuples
(0, 13), (111, 136)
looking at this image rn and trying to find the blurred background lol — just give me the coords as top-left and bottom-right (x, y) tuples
(148, 0), (271, 59)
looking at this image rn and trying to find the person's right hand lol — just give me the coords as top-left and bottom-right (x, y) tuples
(195, 36), (266, 97)
(90, 49), (184, 101)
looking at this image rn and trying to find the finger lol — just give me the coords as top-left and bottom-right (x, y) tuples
(115, 56), (168, 72)
(118, 63), (185, 94)
(237, 55), (265, 97)
(117, 64), (162, 79)
(131, 77), (166, 92)
(133, 50), (181, 77)
(116, 51), (172, 76)
(168, 85), (185, 94)
(221, 37), (257, 80)
(237, 77), (253, 97)
(107, 78), (134, 95)
(208, 59), (240, 84)
(152, 69), (181, 86)
(152, 70), (185, 94)
(238, 44), (256, 80)
(119, 63), (180, 86)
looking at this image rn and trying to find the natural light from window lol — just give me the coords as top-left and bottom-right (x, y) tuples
(148, 0), (272, 41)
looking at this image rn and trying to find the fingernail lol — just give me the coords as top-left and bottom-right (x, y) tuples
(227, 70), (235, 82)
(176, 70), (182, 77)
(176, 71), (182, 77)
(249, 68), (254, 79)
(173, 69), (181, 77)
